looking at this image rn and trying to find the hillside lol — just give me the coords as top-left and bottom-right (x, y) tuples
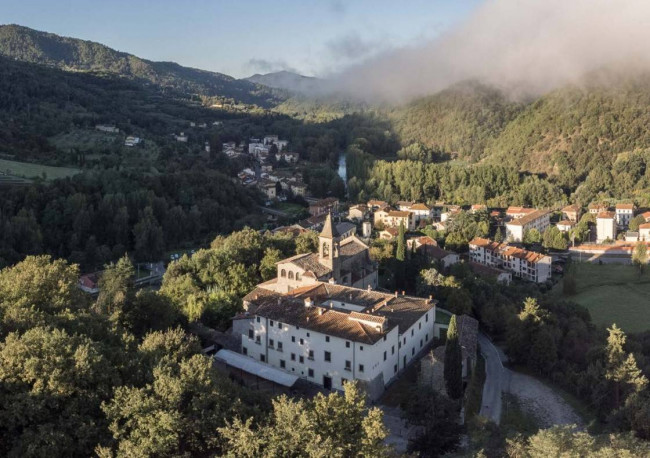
(0, 24), (284, 107)
(244, 70), (319, 92)
(388, 82), (524, 162)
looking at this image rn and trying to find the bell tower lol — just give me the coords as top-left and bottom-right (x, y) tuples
(319, 213), (341, 279)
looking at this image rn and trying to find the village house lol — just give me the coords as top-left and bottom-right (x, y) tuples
(625, 232), (640, 242)
(298, 214), (328, 231)
(561, 204), (581, 222)
(374, 209), (415, 231)
(639, 223), (650, 241)
(596, 211), (617, 243)
(124, 136), (141, 147)
(469, 237), (552, 283)
(641, 211), (650, 222)
(505, 206), (536, 220)
(290, 182), (307, 197)
(440, 205), (461, 223)
(470, 204), (488, 214)
(263, 214), (378, 293)
(395, 201), (414, 212)
(367, 199), (389, 211)
(379, 227), (399, 240)
(615, 203), (635, 228)
(174, 132), (188, 142)
(408, 236), (459, 268)
(79, 272), (101, 294)
(258, 179), (277, 200)
(309, 197), (339, 217)
(408, 203), (433, 223)
(249, 142), (269, 158)
(240, 282), (438, 399)
(505, 209), (551, 242)
(95, 124), (119, 133)
(589, 202), (609, 215)
(556, 220), (576, 233)
(348, 204), (369, 222)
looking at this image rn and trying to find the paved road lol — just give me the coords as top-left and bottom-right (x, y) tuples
(478, 332), (505, 424)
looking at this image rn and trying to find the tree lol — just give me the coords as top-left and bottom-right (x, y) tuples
(529, 327), (557, 375)
(259, 247), (282, 281)
(133, 206), (164, 261)
(396, 222), (406, 261)
(295, 231), (318, 254)
(523, 228), (542, 244)
(219, 381), (389, 457)
(95, 255), (135, 320)
(444, 315), (463, 400)
(605, 324), (648, 408)
(494, 226), (504, 243)
(629, 215), (646, 232)
(445, 289), (473, 316)
(632, 242), (647, 276)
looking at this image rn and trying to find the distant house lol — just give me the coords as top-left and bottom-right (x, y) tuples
(258, 179), (277, 200)
(589, 202), (609, 215)
(408, 203), (433, 223)
(379, 227), (400, 240)
(625, 232), (640, 242)
(348, 204), (369, 222)
(367, 199), (389, 211)
(596, 211), (617, 242)
(79, 272), (101, 294)
(556, 220), (575, 233)
(95, 124), (119, 133)
(469, 237), (552, 283)
(174, 132), (188, 142)
(639, 223), (650, 241)
(505, 209), (551, 242)
(309, 198), (339, 217)
(408, 236), (459, 268)
(641, 211), (650, 222)
(470, 204), (487, 214)
(615, 203), (635, 228)
(124, 136), (141, 147)
(395, 201), (414, 212)
(561, 204), (581, 222)
(440, 206), (461, 223)
(380, 210), (415, 231)
(290, 182), (307, 197)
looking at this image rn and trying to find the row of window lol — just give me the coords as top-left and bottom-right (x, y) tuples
(279, 269), (301, 281)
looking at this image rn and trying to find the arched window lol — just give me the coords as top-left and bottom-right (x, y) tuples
(281, 269), (286, 278)
(288, 271), (294, 280)
(322, 242), (329, 257)
(296, 272), (301, 281)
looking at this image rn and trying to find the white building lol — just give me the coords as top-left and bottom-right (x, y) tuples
(639, 223), (650, 241)
(505, 209), (551, 242)
(556, 220), (575, 233)
(240, 282), (437, 399)
(469, 237), (552, 283)
(615, 203), (635, 229)
(95, 124), (119, 133)
(249, 142), (269, 157)
(408, 203), (433, 223)
(175, 132), (188, 142)
(124, 136), (141, 147)
(596, 211), (617, 243)
(374, 209), (415, 231)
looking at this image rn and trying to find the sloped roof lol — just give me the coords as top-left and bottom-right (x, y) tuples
(320, 213), (340, 238)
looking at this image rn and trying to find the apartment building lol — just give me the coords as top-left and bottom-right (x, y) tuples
(615, 203), (635, 228)
(469, 237), (552, 283)
(596, 211), (617, 242)
(240, 282), (437, 399)
(505, 209), (551, 242)
(374, 208), (415, 230)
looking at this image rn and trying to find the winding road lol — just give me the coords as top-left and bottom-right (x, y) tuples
(478, 332), (505, 423)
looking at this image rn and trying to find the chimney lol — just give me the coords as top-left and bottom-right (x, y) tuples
(394, 291), (398, 297)
(329, 302), (333, 308)
(304, 297), (313, 308)
(367, 285), (372, 291)
(402, 290), (405, 296)
(429, 295), (432, 300)
(318, 307), (324, 316)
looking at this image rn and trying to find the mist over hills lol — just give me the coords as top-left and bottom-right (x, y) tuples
(244, 70), (320, 93)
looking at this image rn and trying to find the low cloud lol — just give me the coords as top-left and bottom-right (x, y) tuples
(328, 0), (650, 103)
(326, 33), (384, 61)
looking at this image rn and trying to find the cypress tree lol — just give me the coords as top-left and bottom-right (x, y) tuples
(396, 222), (406, 261)
(494, 226), (504, 243)
(444, 314), (463, 399)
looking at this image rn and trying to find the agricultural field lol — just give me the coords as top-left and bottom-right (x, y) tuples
(0, 158), (80, 180)
(558, 262), (650, 334)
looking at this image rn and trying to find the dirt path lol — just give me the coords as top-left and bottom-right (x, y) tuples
(505, 371), (584, 429)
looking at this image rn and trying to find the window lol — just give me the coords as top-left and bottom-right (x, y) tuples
(383, 335), (387, 341)
(398, 342), (401, 349)
(392, 345), (395, 355)
(260, 354), (265, 362)
(243, 347), (248, 355)
(308, 368), (314, 377)
(280, 360), (286, 368)
(411, 348), (415, 356)
(426, 333), (429, 341)
(324, 351), (331, 362)
(291, 336), (295, 343)
(308, 350), (314, 360)
(300, 338), (304, 345)
(248, 329), (254, 339)
(288, 271), (294, 280)
(345, 360), (351, 371)
(256, 316), (260, 323)
(299, 356), (304, 363)
(346, 341), (351, 348)
(278, 322), (283, 328)
(394, 364), (397, 373)
(341, 377), (348, 385)
(270, 320), (274, 326)
(291, 353), (296, 361)
(383, 351), (387, 361)
(277, 342), (283, 351)
(306, 332), (310, 337)
(325, 336), (330, 342)
(420, 339), (423, 348)
(255, 336), (261, 344)
(281, 269), (286, 277)
(403, 337), (406, 345)
(360, 345), (364, 351)
(426, 314), (429, 322)
(296, 273), (301, 281)
(411, 329), (414, 337)
(419, 322), (421, 330)
(269, 339), (274, 347)
(359, 364), (364, 373)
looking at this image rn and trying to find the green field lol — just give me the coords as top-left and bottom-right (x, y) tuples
(557, 263), (650, 333)
(0, 159), (80, 180)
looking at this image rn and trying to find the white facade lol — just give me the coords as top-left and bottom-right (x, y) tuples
(615, 205), (634, 228)
(469, 238), (552, 283)
(596, 213), (617, 243)
(505, 210), (550, 242)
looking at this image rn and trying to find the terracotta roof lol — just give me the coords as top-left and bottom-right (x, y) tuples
(557, 220), (576, 226)
(597, 211), (616, 219)
(471, 204), (487, 210)
(506, 209), (550, 226)
(409, 203), (431, 211)
(388, 210), (411, 218)
(381, 227), (399, 237)
(396, 200), (414, 206)
(367, 199), (388, 207)
(616, 203), (635, 210)
(469, 237), (548, 264)
(311, 197), (339, 207)
(506, 206), (535, 215)
(642, 211), (650, 221)
(639, 223), (650, 230)
(562, 204), (580, 213)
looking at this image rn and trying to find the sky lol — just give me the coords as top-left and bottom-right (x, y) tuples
(1, 0), (483, 78)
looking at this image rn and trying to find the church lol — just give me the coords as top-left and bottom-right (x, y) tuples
(261, 213), (378, 293)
